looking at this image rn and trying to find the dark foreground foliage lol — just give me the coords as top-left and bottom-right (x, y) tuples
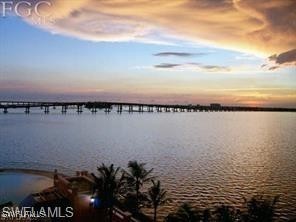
(165, 196), (279, 222)
(91, 161), (280, 222)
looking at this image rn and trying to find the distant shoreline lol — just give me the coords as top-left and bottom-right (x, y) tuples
(0, 168), (57, 179)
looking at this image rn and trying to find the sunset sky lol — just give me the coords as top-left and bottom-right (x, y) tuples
(0, 0), (295, 107)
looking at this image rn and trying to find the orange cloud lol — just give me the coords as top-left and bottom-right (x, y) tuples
(19, 0), (296, 61)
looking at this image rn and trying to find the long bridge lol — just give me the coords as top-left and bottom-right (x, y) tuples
(0, 101), (295, 114)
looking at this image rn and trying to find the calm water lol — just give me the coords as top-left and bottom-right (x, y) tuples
(0, 110), (296, 220)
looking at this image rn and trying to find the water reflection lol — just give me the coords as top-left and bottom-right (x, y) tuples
(0, 112), (295, 219)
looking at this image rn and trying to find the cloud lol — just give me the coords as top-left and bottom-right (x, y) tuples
(15, 0), (296, 61)
(154, 63), (181, 68)
(268, 66), (280, 70)
(154, 62), (231, 72)
(261, 48), (296, 70)
(269, 49), (296, 65)
(202, 65), (231, 72)
(153, 52), (206, 57)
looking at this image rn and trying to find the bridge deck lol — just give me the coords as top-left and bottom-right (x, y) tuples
(0, 101), (295, 113)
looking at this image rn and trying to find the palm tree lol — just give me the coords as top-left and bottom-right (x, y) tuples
(92, 163), (125, 222)
(124, 161), (154, 212)
(244, 195), (279, 222)
(214, 205), (240, 222)
(146, 180), (168, 222)
(202, 209), (211, 222)
(165, 203), (201, 222)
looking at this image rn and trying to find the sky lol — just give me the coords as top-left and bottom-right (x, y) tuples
(0, 0), (295, 107)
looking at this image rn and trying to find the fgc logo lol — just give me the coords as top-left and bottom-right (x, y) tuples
(1, 1), (53, 24)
